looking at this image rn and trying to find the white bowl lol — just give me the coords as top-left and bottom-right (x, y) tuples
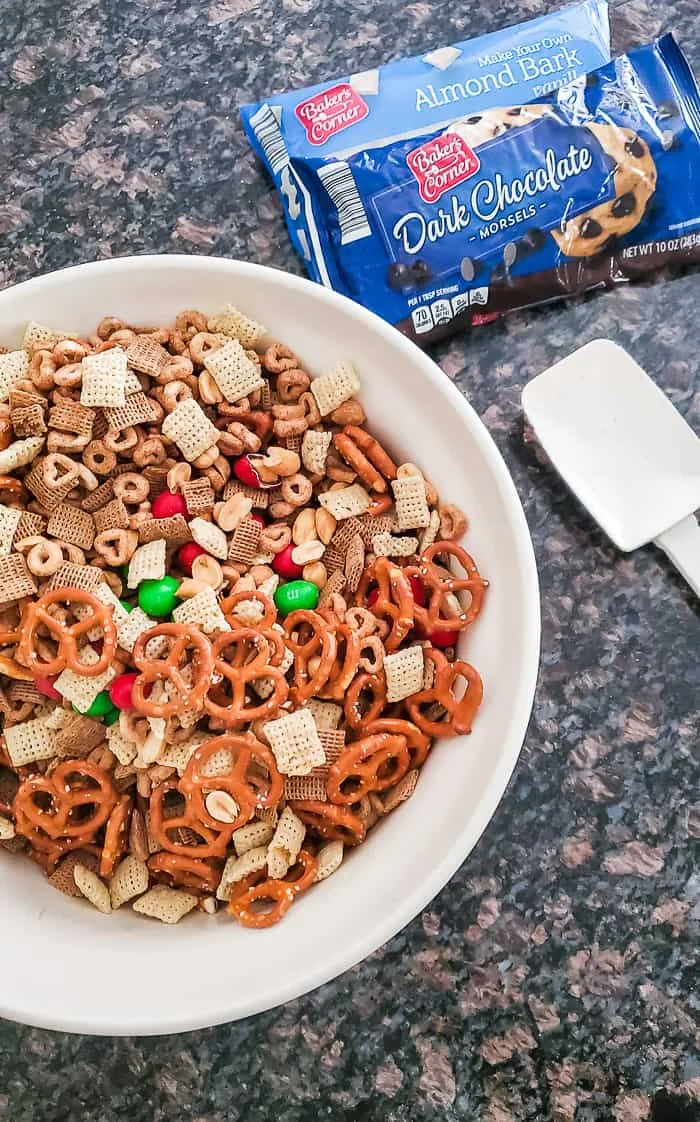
(0, 255), (539, 1035)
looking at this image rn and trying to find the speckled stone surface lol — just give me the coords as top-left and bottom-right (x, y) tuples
(0, 0), (698, 1118)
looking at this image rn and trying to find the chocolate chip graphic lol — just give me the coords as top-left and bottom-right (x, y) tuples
(507, 107), (522, 116)
(460, 257), (480, 282)
(465, 116), (482, 125)
(411, 259), (432, 285)
(625, 137), (645, 158)
(386, 262), (412, 291)
(580, 218), (603, 240)
(521, 227), (547, 253)
(503, 242), (519, 269)
(611, 193), (636, 218)
(585, 73), (599, 88)
(657, 100), (679, 120)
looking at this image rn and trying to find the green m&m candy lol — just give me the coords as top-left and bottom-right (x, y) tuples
(83, 690), (114, 718)
(119, 599), (134, 614)
(274, 579), (319, 617)
(102, 704), (120, 726)
(138, 576), (180, 618)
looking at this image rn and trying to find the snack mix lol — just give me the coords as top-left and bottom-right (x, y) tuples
(0, 307), (486, 926)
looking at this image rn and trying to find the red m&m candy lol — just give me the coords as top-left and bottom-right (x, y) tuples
(408, 576), (426, 606)
(35, 676), (61, 701)
(272, 544), (303, 580)
(234, 455), (277, 490)
(109, 673), (139, 712)
(234, 456), (263, 489)
(424, 628), (459, 649)
(177, 541), (208, 575)
(152, 490), (187, 519)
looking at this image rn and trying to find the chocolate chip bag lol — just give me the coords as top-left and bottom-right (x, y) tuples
(243, 25), (700, 347)
(241, 2), (611, 324)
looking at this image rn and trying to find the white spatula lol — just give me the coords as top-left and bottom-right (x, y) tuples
(522, 339), (700, 597)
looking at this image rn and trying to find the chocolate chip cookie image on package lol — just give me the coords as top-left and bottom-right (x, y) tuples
(445, 104), (554, 147)
(552, 123), (657, 256)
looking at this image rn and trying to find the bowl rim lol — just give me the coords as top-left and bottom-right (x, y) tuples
(0, 254), (541, 1034)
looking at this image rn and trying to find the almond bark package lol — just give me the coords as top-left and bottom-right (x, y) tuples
(243, 18), (700, 346)
(241, 1), (613, 342)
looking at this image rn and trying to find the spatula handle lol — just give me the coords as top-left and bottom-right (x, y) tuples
(654, 515), (700, 598)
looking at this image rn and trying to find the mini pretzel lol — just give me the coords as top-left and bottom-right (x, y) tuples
(405, 648), (483, 737)
(180, 733), (282, 833)
(344, 670), (388, 730)
(220, 588), (277, 629)
(284, 609), (337, 704)
(0, 475), (25, 503)
(228, 849), (317, 928)
(228, 876), (294, 928)
(327, 732), (410, 804)
(17, 587), (117, 678)
(356, 558), (414, 652)
(13, 760), (118, 845)
(332, 425), (397, 492)
(131, 623), (214, 718)
(99, 794), (132, 879)
(320, 624), (362, 701)
(289, 800), (366, 846)
(363, 717), (430, 768)
(204, 629), (288, 727)
(149, 779), (230, 858)
(408, 541), (487, 633)
(148, 852), (222, 894)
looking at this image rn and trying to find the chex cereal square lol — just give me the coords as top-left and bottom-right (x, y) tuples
(310, 360), (360, 416)
(54, 647), (117, 711)
(127, 539), (166, 588)
(161, 399), (219, 461)
(318, 484), (370, 521)
(392, 474), (430, 530)
(80, 348), (128, 408)
(207, 305), (267, 349)
(125, 336), (169, 377)
(4, 715), (56, 767)
(0, 553), (36, 604)
(0, 351), (30, 402)
(301, 429), (332, 475)
(384, 645), (424, 703)
(203, 339), (264, 402)
(264, 708), (325, 776)
(172, 586), (230, 634)
(0, 504), (22, 555)
(46, 504), (95, 551)
(189, 517), (228, 559)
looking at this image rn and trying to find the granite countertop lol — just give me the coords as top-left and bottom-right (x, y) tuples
(0, 0), (698, 1117)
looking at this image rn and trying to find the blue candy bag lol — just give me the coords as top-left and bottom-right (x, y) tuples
(242, 1), (612, 330)
(244, 26), (700, 344)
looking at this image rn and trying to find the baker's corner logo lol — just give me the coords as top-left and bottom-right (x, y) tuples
(295, 84), (369, 145)
(407, 134), (480, 204)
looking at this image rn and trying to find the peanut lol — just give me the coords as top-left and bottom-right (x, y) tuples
(205, 791), (240, 823)
(291, 540), (325, 566)
(191, 555), (223, 589)
(315, 507), (336, 545)
(292, 508), (317, 545)
(261, 446), (301, 477)
(215, 493), (253, 532)
(303, 561), (327, 589)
